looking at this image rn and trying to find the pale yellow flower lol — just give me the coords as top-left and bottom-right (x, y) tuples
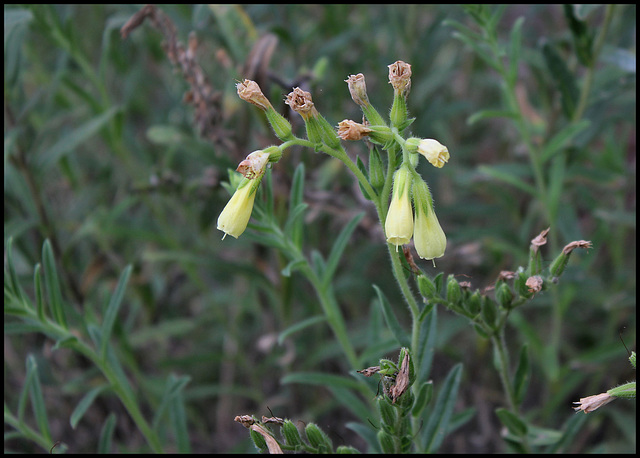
(413, 179), (446, 260)
(217, 177), (261, 239)
(417, 139), (449, 168)
(385, 167), (414, 247)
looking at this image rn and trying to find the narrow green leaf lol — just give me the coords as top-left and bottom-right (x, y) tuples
(563, 4), (594, 66)
(6, 237), (27, 306)
(512, 344), (530, 407)
(283, 203), (308, 248)
(290, 163), (305, 208)
(421, 363), (463, 453)
(153, 374), (191, 452)
(322, 212), (364, 288)
(508, 17), (525, 84)
(478, 165), (537, 196)
(542, 43), (579, 118)
(496, 407), (527, 437)
(100, 265), (132, 361)
(97, 413), (117, 454)
(541, 120), (590, 163)
(38, 106), (120, 167)
(416, 306), (437, 383)
(346, 421), (381, 454)
(467, 109), (518, 125)
(282, 372), (367, 394)
(329, 386), (371, 424)
(42, 239), (67, 329)
(547, 154), (566, 223)
(70, 385), (109, 429)
(33, 263), (46, 321)
(278, 315), (327, 345)
(411, 381), (434, 418)
(281, 258), (306, 277)
(372, 285), (411, 348)
(545, 411), (587, 453)
(26, 355), (53, 443)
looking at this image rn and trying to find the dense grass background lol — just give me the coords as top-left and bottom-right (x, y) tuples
(5, 4), (635, 453)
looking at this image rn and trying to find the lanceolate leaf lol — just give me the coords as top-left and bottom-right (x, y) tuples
(421, 363), (463, 453)
(373, 285), (411, 348)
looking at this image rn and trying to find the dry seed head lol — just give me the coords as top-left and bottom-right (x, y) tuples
(337, 119), (372, 141)
(388, 60), (412, 96)
(285, 87), (318, 120)
(236, 79), (272, 111)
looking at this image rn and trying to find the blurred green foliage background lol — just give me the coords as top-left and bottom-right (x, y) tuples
(4, 4), (635, 453)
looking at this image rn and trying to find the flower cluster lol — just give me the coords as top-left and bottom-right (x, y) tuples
(341, 61), (450, 261)
(219, 60), (450, 262)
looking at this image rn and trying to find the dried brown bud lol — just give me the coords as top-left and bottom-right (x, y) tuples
(345, 73), (370, 107)
(285, 87), (318, 120)
(250, 424), (284, 454)
(234, 415), (256, 428)
(389, 352), (410, 404)
(337, 119), (372, 141)
(573, 392), (615, 413)
(388, 60), (412, 97)
(525, 275), (543, 294)
(562, 240), (593, 255)
(357, 366), (381, 377)
(498, 270), (516, 281)
(262, 415), (284, 426)
(236, 79), (272, 111)
(531, 227), (550, 253)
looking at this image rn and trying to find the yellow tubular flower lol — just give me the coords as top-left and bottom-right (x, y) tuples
(385, 166), (414, 248)
(412, 179), (446, 260)
(217, 177), (261, 239)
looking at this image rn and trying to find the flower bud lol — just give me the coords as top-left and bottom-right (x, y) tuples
(446, 274), (462, 305)
(377, 429), (398, 454)
(385, 166), (414, 248)
(281, 420), (303, 448)
(495, 282), (514, 309)
(481, 295), (498, 329)
(417, 274), (437, 299)
(305, 423), (332, 452)
(369, 147), (385, 189)
(377, 397), (397, 431)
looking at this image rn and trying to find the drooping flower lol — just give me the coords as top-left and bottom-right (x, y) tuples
(385, 166), (414, 248)
(217, 176), (262, 239)
(412, 178), (446, 260)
